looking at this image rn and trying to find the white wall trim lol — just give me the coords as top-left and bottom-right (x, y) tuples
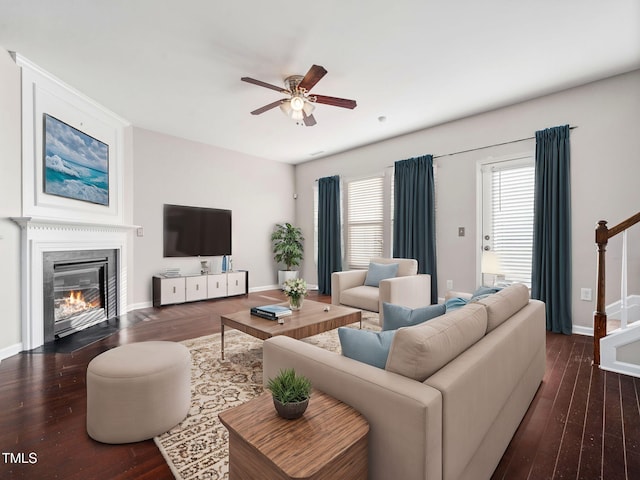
(250, 284), (281, 293)
(600, 323), (640, 378)
(572, 325), (593, 336)
(13, 52), (130, 225)
(0, 343), (23, 361)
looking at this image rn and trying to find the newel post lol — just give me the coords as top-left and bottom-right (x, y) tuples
(594, 220), (609, 366)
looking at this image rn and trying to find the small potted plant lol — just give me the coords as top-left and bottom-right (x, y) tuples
(283, 278), (308, 310)
(267, 368), (312, 420)
(271, 223), (304, 287)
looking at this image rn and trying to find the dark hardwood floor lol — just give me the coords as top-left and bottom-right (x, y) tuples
(1, 290), (638, 480)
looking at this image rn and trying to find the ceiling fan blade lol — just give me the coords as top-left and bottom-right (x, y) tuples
(250, 99), (284, 115)
(303, 112), (317, 127)
(241, 77), (289, 94)
(313, 94), (357, 109)
(298, 65), (327, 92)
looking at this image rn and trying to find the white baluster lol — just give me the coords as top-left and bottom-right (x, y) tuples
(621, 230), (628, 329)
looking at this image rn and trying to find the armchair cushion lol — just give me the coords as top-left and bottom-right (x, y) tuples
(382, 302), (446, 331)
(340, 286), (380, 312)
(338, 328), (396, 369)
(364, 262), (399, 287)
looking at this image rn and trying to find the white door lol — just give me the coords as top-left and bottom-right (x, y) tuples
(479, 156), (535, 287)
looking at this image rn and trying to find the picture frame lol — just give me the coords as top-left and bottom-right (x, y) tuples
(43, 113), (110, 206)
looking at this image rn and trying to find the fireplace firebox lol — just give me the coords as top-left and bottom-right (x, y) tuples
(43, 249), (118, 342)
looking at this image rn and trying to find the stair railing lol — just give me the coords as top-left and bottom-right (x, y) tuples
(594, 211), (640, 365)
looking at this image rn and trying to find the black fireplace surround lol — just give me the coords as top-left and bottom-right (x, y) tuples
(43, 249), (118, 343)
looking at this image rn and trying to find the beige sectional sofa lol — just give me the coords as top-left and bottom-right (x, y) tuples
(263, 284), (545, 480)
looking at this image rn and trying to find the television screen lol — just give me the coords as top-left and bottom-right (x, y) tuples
(43, 114), (110, 206)
(163, 204), (232, 257)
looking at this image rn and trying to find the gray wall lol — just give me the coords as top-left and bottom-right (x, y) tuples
(295, 69), (640, 331)
(131, 127), (296, 308)
(0, 49), (22, 355)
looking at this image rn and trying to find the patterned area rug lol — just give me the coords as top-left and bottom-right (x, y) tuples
(154, 312), (379, 480)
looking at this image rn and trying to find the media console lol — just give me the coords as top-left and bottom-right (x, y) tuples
(152, 270), (248, 307)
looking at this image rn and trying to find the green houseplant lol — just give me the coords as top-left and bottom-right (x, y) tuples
(267, 368), (312, 420)
(271, 223), (304, 286)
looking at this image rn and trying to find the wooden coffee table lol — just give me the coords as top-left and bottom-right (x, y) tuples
(218, 388), (369, 480)
(220, 300), (361, 359)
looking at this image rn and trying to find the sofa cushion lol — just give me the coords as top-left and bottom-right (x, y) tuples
(385, 303), (488, 381)
(338, 327), (396, 369)
(382, 302), (446, 331)
(364, 262), (399, 287)
(340, 285), (380, 312)
(477, 283), (530, 332)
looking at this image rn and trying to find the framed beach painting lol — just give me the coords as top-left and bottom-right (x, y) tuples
(43, 113), (110, 206)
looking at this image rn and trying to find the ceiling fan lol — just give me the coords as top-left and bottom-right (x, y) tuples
(241, 64), (357, 126)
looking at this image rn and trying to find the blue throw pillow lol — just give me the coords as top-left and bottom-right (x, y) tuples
(364, 262), (399, 287)
(444, 296), (469, 312)
(382, 302), (446, 331)
(338, 327), (396, 369)
(471, 285), (503, 299)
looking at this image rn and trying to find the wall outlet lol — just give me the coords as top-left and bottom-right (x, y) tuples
(458, 227), (465, 237)
(446, 280), (453, 290)
(580, 288), (592, 301)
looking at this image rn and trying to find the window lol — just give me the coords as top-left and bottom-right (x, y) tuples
(480, 156), (535, 286)
(345, 176), (384, 269)
(314, 168), (394, 270)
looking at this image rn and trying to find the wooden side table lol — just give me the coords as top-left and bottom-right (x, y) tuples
(218, 389), (368, 480)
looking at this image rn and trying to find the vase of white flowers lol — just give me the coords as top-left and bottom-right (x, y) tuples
(283, 278), (308, 311)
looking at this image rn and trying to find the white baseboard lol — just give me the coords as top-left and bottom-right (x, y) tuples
(572, 325), (593, 336)
(0, 342), (23, 362)
(250, 284), (281, 293)
(128, 301), (152, 311)
(250, 284), (319, 293)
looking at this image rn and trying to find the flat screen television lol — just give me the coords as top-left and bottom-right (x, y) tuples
(163, 204), (232, 257)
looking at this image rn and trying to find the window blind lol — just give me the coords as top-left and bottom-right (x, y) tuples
(489, 163), (535, 286)
(346, 176), (384, 269)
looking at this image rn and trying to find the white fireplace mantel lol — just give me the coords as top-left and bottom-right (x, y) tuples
(12, 217), (137, 350)
(10, 216), (140, 231)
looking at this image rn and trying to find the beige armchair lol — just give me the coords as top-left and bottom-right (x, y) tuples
(331, 257), (431, 325)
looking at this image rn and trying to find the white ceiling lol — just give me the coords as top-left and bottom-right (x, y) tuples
(1, 0), (639, 164)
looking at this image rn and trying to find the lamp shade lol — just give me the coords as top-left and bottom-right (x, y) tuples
(481, 251), (503, 274)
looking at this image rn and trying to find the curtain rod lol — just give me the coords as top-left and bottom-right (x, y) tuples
(433, 125), (578, 159)
(314, 126), (577, 180)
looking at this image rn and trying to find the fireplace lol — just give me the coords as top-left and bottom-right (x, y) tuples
(43, 249), (118, 342)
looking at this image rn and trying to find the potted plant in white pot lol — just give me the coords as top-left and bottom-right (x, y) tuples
(271, 223), (304, 287)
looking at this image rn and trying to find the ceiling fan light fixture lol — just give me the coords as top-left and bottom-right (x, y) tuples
(290, 95), (305, 111)
(242, 65), (356, 126)
(302, 100), (315, 116)
(279, 99), (292, 116)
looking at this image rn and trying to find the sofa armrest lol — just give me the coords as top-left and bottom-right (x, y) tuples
(378, 274), (431, 323)
(331, 270), (368, 305)
(263, 336), (442, 480)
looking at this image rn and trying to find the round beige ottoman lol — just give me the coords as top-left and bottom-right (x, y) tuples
(86, 341), (191, 444)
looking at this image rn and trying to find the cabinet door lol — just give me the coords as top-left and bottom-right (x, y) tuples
(186, 276), (207, 302)
(207, 274), (227, 299)
(227, 271), (246, 296)
(160, 277), (186, 305)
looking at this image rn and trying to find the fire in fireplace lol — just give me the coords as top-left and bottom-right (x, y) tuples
(43, 249), (118, 341)
(54, 261), (107, 333)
